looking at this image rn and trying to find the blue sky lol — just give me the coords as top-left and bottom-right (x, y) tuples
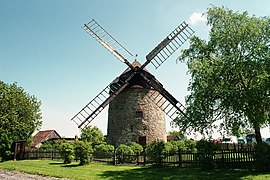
(1, 0), (270, 138)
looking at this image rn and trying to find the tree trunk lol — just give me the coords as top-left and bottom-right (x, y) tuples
(254, 126), (262, 143)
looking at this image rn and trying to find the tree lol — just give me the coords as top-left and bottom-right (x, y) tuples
(0, 81), (42, 160)
(176, 7), (270, 143)
(80, 126), (104, 147)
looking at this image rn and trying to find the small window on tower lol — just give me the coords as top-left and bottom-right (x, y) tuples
(135, 111), (143, 118)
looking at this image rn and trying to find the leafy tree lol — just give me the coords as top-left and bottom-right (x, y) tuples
(0, 81), (42, 160)
(177, 7), (270, 143)
(80, 126), (104, 147)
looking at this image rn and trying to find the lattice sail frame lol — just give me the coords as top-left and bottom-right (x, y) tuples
(72, 19), (194, 129)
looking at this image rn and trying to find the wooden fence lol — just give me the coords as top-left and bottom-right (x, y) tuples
(159, 149), (255, 168)
(24, 148), (255, 168)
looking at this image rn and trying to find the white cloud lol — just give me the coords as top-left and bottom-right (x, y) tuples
(188, 12), (207, 25)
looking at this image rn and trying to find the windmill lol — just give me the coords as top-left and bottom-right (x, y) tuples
(72, 19), (194, 146)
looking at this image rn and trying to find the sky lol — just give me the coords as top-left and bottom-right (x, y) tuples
(1, 0), (270, 138)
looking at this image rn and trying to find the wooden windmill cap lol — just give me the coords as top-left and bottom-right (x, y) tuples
(121, 60), (148, 75)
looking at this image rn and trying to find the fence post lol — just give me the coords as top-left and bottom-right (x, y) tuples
(52, 149), (54, 160)
(113, 147), (117, 165)
(221, 150), (224, 167)
(178, 149), (182, 167)
(143, 147), (146, 166)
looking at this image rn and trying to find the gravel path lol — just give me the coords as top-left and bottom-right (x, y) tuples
(0, 170), (71, 180)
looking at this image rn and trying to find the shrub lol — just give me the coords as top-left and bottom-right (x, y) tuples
(74, 141), (93, 165)
(59, 142), (74, 164)
(166, 141), (186, 154)
(129, 142), (143, 155)
(195, 139), (219, 169)
(94, 143), (114, 157)
(255, 142), (270, 171)
(165, 141), (178, 155)
(146, 141), (166, 166)
(116, 144), (134, 163)
(184, 139), (196, 151)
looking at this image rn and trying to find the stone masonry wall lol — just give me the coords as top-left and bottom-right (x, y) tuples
(107, 87), (166, 146)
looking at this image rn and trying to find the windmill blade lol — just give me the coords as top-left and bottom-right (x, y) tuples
(138, 72), (187, 120)
(71, 73), (135, 129)
(142, 21), (194, 69)
(82, 19), (134, 69)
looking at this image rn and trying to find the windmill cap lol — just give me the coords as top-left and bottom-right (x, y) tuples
(122, 60), (148, 75)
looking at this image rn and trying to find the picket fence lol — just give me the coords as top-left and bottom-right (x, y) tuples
(24, 147), (255, 168)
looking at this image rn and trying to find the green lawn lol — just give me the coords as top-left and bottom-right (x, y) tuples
(0, 160), (270, 180)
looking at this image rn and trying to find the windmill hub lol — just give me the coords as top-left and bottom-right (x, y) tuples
(72, 19), (194, 146)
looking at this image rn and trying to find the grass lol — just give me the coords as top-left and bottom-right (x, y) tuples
(0, 160), (270, 180)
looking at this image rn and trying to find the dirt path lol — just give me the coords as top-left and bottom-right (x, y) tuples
(0, 169), (71, 180)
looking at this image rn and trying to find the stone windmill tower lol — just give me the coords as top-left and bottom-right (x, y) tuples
(107, 60), (166, 146)
(71, 19), (194, 146)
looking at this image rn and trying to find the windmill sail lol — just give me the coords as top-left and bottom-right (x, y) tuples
(82, 19), (134, 68)
(71, 74), (135, 129)
(138, 72), (187, 120)
(142, 21), (194, 69)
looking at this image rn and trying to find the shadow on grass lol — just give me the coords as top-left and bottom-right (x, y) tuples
(61, 164), (81, 168)
(99, 166), (268, 180)
(49, 162), (81, 167)
(49, 162), (64, 165)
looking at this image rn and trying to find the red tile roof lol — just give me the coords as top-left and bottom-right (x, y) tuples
(30, 130), (61, 148)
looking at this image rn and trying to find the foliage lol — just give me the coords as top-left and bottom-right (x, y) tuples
(129, 142), (143, 155)
(165, 141), (178, 155)
(59, 142), (74, 164)
(184, 139), (196, 151)
(80, 126), (104, 147)
(177, 6), (270, 143)
(196, 139), (219, 153)
(38, 143), (53, 151)
(195, 139), (219, 169)
(255, 142), (270, 171)
(173, 141), (186, 151)
(74, 141), (93, 165)
(116, 144), (134, 163)
(94, 143), (114, 156)
(0, 81), (42, 161)
(146, 141), (167, 166)
(168, 130), (185, 140)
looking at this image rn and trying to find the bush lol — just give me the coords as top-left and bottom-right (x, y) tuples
(129, 142), (143, 155)
(255, 142), (270, 171)
(74, 141), (93, 165)
(59, 142), (74, 164)
(94, 143), (114, 157)
(184, 139), (196, 151)
(195, 139), (219, 169)
(165, 141), (178, 155)
(146, 141), (166, 166)
(116, 144), (134, 163)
